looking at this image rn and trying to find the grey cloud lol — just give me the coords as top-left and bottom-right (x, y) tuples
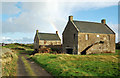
(2, 2), (119, 43)
(2, 2), (118, 34)
(2, 37), (33, 43)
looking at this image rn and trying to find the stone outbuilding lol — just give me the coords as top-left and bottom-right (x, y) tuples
(62, 16), (115, 55)
(34, 30), (61, 51)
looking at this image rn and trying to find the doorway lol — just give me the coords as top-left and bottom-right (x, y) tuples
(66, 48), (73, 54)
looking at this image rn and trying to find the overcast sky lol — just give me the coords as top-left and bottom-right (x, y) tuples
(1, 0), (120, 43)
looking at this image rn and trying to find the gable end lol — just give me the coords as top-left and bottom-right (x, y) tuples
(105, 24), (115, 34)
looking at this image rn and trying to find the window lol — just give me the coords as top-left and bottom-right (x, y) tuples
(74, 34), (75, 40)
(39, 46), (41, 48)
(108, 35), (110, 40)
(86, 34), (89, 40)
(44, 40), (46, 44)
(97, 35), (100, 37)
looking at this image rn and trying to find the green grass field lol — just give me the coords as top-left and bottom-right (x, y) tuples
(3, 43), (34, 55)
(31, 52), (119, 76)
(3, 44), (120, 76)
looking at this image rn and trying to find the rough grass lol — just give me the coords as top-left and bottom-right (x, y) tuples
(2, 49), (18, 76)
(21, 56), (36, 76)
(4, 44), (34, 55)
(31, 53), (119, 76)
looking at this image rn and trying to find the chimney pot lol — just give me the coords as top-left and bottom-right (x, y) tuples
(101, 19), (106, 24)
(69, 16), (73, 21)
(56, 31), (58, 34)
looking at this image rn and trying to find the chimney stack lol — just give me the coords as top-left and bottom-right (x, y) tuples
(36, 30), (38, 34)
(69, 16), (73, 21)
(56, 31), (58, 34)
(101, 19), (106, 24)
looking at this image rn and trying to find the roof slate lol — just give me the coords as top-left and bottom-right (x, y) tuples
(38, 33), (60, 40)
(73, 20), (114, 34)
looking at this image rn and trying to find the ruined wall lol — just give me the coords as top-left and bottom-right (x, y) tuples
(62, 21), (78, 54)
(39, 40), (61, 46)
(78, 33), (115, 54)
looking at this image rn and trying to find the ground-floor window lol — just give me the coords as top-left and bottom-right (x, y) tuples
(66, 48), (73, 54)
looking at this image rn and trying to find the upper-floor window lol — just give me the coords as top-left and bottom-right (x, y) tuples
(108, 35), (110, 40)
(74, 34), (75, 40)
(86, 34), (89, 40)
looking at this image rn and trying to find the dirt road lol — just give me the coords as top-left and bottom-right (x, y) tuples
(17, 55), (29, 76)
(17, 52), (52, 77)
(2, 48), (53, 77)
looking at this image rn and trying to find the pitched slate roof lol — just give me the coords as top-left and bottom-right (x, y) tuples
(73, 20), (114, 34)
(38, 33), (60, 40)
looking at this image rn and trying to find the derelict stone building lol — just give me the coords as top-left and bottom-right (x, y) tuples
(62, 16), (115, 55)
(34, 30), (61, 51)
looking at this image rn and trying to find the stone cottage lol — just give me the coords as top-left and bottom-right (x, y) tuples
(34, 30), (61, 51)
(62, 16), (115, 55)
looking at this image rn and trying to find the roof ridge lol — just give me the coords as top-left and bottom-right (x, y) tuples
(73, 20), (101, 24)
(38, 32), (61, 40)
(38, 32), (56, 34)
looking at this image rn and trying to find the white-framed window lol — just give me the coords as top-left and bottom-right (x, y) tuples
(97, 35), (100, 37)
(86, 34), (89, 40)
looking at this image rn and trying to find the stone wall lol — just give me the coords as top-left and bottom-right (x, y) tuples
(39, 40), (61, 46)
(78, 33), (115, 54)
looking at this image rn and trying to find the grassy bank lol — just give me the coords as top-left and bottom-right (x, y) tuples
(2, 48), (18, 76)
(31, 53), (119, 76)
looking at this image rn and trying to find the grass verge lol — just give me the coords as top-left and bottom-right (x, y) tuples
(21, 56), (36, 76)
(2, 50), (18, 76)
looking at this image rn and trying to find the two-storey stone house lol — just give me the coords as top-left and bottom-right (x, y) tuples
(62, 16), (115, 55)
